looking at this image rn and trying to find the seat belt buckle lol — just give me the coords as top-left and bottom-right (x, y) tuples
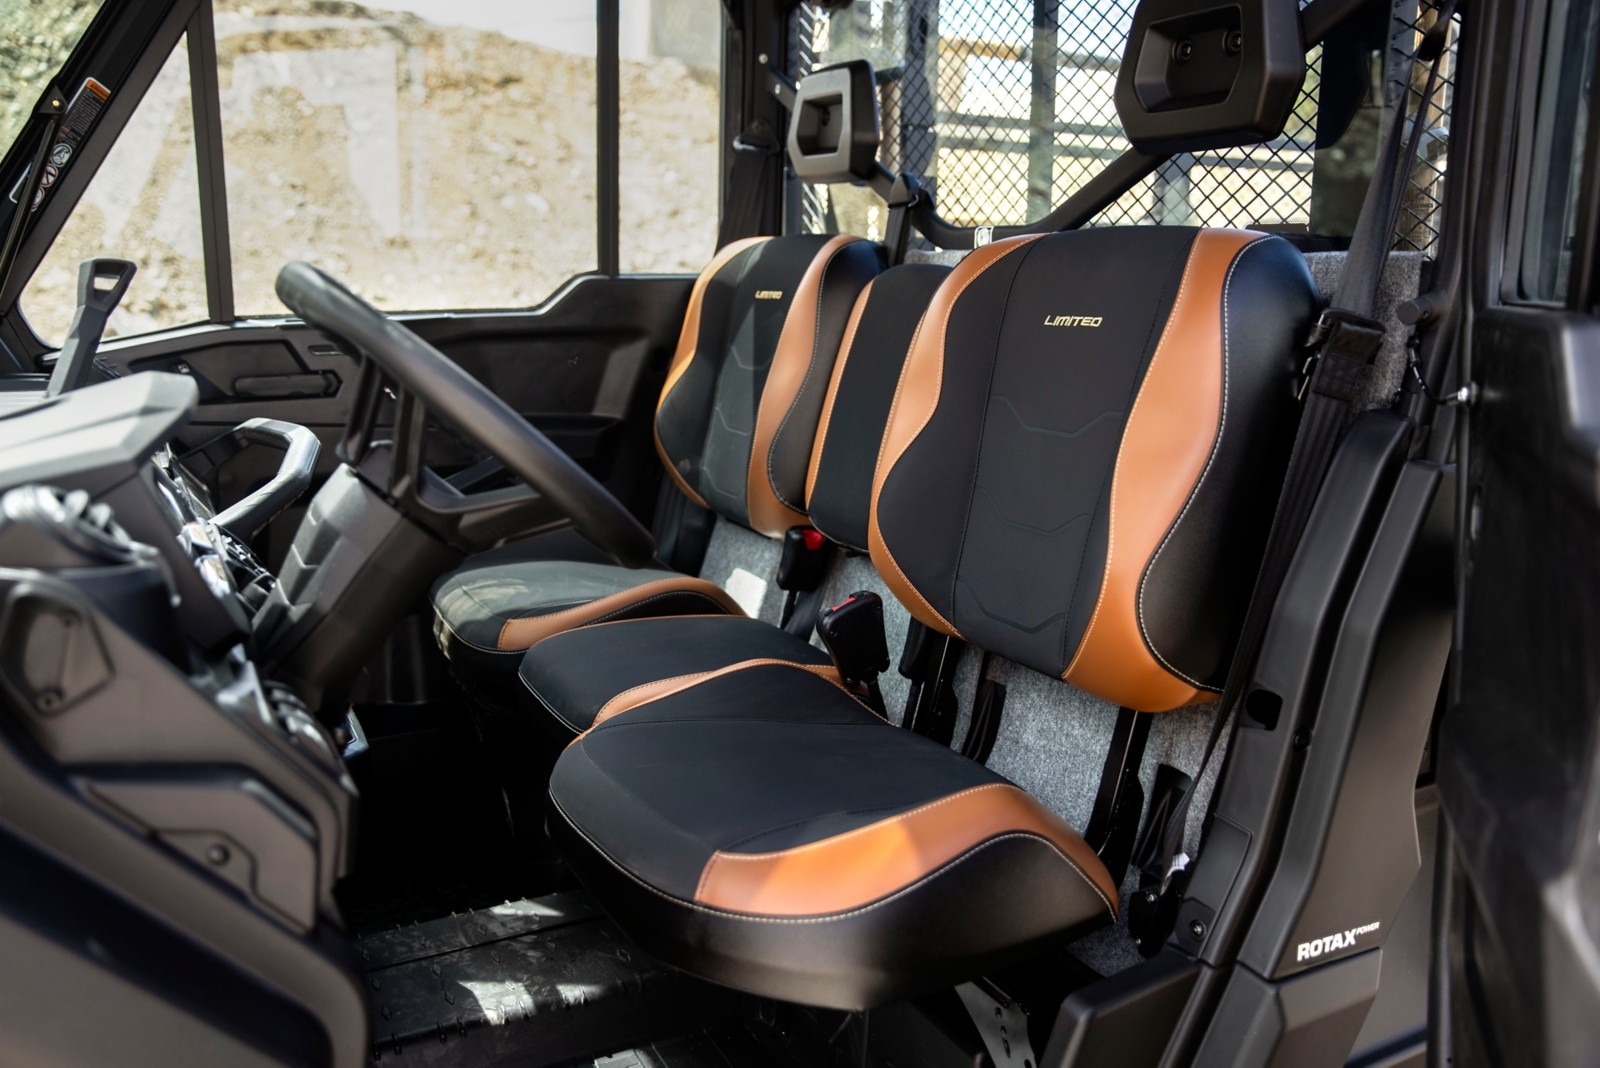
(818, 591), (891, 714)
(1298, 308), (1386, 402)
(776, 526), (830, 592)
(1303, 307), (1386, 355)
(818, 592), (890, 684)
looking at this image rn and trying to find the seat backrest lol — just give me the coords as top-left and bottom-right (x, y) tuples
(805, 263), (953, 552)
(869, 227), (1320, 712)
(654, 235), (882, 538)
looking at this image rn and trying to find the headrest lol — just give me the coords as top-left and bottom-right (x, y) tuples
(655, 235), (882, 537)
(869, 227), (1320, 712)
(1115, 0), (1306, 154)
(786, 60), (882, 185)
(806, 263), (953, 552)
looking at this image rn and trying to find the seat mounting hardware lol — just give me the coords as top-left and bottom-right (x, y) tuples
(955, 980), (1038, 1068)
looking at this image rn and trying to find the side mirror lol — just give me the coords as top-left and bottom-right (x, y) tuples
(1115, 0), (1306, 155)
(786, 59), (881, 184)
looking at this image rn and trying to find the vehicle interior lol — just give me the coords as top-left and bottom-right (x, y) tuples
(0, 0), (1597, 1065)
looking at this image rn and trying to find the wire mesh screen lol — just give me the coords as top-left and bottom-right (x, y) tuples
(792, 0), (1457, 254)
(1095, 49), (1320, 230)
(1393, 2), (1458, 253)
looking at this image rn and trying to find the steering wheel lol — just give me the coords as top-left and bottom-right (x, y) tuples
(273, 262), (655, 567)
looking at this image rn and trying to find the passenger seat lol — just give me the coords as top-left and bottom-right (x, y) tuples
(430, 234), (881, 700)
(543, 227), (1321, 1008)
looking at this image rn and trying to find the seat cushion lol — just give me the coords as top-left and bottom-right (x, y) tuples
(548, 661), (1116, 1009)
(518, 616), (835, 734)
(432, 542), (742, 683)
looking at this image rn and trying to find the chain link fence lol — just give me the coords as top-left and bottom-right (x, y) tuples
(793, 0), (1457, 254)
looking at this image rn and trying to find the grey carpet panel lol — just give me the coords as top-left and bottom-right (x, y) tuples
(1304, 250), (1422, 412)
(697, 520), (786, 626)
(905, 249), (973, 266)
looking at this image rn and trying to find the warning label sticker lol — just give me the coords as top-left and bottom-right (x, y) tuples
(9, 77), (111, 211)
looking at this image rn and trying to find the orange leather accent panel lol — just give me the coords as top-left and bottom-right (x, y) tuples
(694, 782), (1117, 918)
(746, 234), (866, 537)
(591, 658), (845, 728)
(1063, 229), (1259, 712)
(496, 577), (743, 651)
(804, 277), (875, 507)
(867, 236), (1045, 637)
(653, 237), (771, 509)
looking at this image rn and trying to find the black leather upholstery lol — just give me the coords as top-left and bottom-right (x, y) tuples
(430, 532), (622, 687)
(433, 549), (729, 660)
(511, 263), (951, 733)
(518, 616), (833, 734)
(872, 228), (1320, 710)
(655, 234), (883, 535)
(544, 227), (1325, 1008)
(806, 263), (953, 551)
(431, 237), (880, 682)
(548, 662), (1114, 1009)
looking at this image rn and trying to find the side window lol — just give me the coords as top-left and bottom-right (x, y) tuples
(214, 0), (599, 315)
(0, 1), (108, 149)
(620, 0), (722, 273)
(1518, 0), (1599, 303)
(19, 0), (724, 344)
(22, 37), (207, 343)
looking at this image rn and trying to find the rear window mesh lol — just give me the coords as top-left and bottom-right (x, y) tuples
(792, 0), (1458, 253)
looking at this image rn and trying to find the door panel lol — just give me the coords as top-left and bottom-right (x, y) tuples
(98, 274), (693, 565)
(1438, 308), (1600, 1067)
(1436, 0), (1600, 1056)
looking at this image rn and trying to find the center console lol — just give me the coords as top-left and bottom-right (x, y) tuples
(0, 373), (368, 1064)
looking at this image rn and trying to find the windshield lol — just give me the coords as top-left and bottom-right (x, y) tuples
(0, 0), (108, 152)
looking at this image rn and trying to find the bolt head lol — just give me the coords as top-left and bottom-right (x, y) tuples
(206, 843), (230, 866)
(1189, 919), (1207, 939)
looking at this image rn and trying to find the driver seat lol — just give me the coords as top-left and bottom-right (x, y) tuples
(431, 234), (881, 698)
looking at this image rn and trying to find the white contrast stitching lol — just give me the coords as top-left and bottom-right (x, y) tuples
(1137, 235), (1276, 688)
(551, 794), (1115, 924)
(769, 237), (864, 512)
(1063, 237), (1205, 680)
(873, 237), (1044, 634)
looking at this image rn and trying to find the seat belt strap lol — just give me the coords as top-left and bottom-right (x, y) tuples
(716, 120), (779, 248)
(884, 173), (924, 267)
(1131, 2), (1457, 949)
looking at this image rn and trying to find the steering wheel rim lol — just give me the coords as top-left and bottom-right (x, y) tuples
(274, 261), (655, 567)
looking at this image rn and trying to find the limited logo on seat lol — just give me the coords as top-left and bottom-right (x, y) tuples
(755, 290), (784, 300)
(1043, 314), (1103, 327)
